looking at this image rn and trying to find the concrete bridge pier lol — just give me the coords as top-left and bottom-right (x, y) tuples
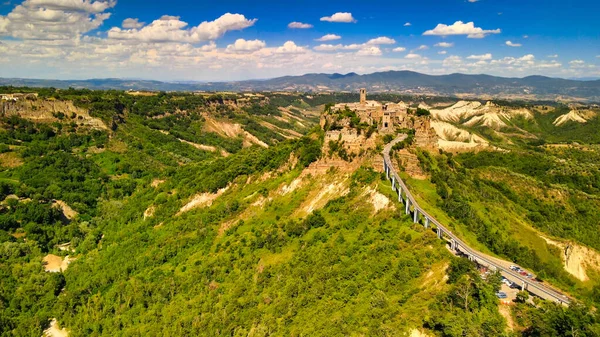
(405, 199), (411, 215)
(413, 208), (419, 224)
(391, 176), (395, 191)
(437, 227), (442, 239)
(398, 188), (403, 203)
(424, 217), (430, 229)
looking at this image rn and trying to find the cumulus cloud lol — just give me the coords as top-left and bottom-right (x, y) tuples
(288, 21), (312, 29)
(404, 22), (411, 26)
(366, 36), (395, 45)
(434, 42), (453, 48)
(313, 37), (393, 52)
(392, 47), (406, 52)
(356, 46), (382, 56)
(225, 38), (265, 53)
(122, 18), (144, 29)
(108, 13), (256, 43)
(275, 41), (306, 54)
(443, 55), (462, 66)
(438, 50), (447, 55)
(315, 34), (340, 41)
(0, 0), (115, 40)
(547, 54), (558, 58)
(405, 53), (421, 59)
(505, 40), (522, 47)
(569, 60), (585, 68)
(320, 12), (356, 23)
(415, 45), (428, 50)
(423, 21), (500, 38)
(467, 53), (492, 60)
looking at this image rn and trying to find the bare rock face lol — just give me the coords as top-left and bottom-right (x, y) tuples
(1, 99), (108, 130)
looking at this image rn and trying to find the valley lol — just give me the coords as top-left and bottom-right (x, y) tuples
(1, 87), (599, 336)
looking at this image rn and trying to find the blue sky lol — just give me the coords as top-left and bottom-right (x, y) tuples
(0, 0), (598, 81)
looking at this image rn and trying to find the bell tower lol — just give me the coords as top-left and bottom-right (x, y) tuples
(360, 88), (366, 105)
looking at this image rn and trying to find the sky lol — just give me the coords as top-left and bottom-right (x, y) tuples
(0, 0), (598, 81)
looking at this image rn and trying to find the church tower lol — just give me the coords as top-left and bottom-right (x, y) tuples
(360, 88), (366, 105)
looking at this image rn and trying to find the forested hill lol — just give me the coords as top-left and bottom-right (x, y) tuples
(2, 70), (600, 101)
(1, 88), (599, 336)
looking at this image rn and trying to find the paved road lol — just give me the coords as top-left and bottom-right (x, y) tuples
(383, 136), (571, 305)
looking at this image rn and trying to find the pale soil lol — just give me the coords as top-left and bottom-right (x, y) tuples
(363, 187), (392, 213)
(430, 100), (533, 130)
(431, 121), (488, 144)
(178, 138), (218, 152)
(297, 177), (349, 216)
(0, 152), (23, 168)
(204, 116), (269, 148)
(43, 318), (68, 337)
(553, 110), (595, 126)
(143, 205), (156, 219)
(437, 139), (489, 152)
(258, 120), (302, 139)
(3, 99), (107, 130)
(410, 329), (432, 337)
(421, 262), (449, 290)
(499, 304), (515, 332)
(151, 179), (165, 187)
(278, 177), (303, 195)
(541, 236), (600, 282)
(178, 187), (228, 214)
(43, 254), (74, 273)
(52, 200), (78, 220)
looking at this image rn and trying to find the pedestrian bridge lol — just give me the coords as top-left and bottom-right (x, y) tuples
(383, 136), (570, 305)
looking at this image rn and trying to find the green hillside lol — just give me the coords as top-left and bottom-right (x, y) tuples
(0, 89), (598, 336)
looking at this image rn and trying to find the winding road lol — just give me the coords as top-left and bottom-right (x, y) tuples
(383, 136), (571, 305)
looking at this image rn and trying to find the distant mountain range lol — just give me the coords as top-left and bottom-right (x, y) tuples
(2, 71), (600, 102)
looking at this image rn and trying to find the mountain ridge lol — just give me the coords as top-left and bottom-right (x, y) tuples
(2, 70), (600, 101)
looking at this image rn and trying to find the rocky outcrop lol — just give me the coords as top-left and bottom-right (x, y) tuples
(1, 99), (107, 130)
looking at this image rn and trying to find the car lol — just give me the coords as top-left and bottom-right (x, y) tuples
(527, 273), (534, 278)
(496, 292), (508, 299)
(509, 265), (519, 271)
(502, 279), (513, 286)
(510, 283), (522, 290)
(519, 271), (528, 276)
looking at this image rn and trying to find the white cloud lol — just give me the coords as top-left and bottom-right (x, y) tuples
(467, 53), (492, 60)
(505, 40), (522, 47)
(569, 60), (585, 68)
(275, 41), (306, 54)
(443, 55), (462, 66)
(434, 42), (453, 48)
(415, 45), (428, 50)
(356, 46), (382, 56)
(122, 18), (144, 29)
(25, 0), (115, 13)
(547, 54), (558, 58)
(405, 53), (421, 59)
(108, 13), (256, 43)
(392, 47), (406, 52)
(320, 12), (356, 23)
(225, 38), (265, 53)
(288, 21), (312, 29)
(423, 21), (500, 38)
(404, 22), (411, 26)
(468, 0), (479, 2)
(0, 0), (115, 40)
(366, 36), (395, 45)
(523, 35), (529, 38)
(315, 34), (340, 41)
(438, 50), (447, 55)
